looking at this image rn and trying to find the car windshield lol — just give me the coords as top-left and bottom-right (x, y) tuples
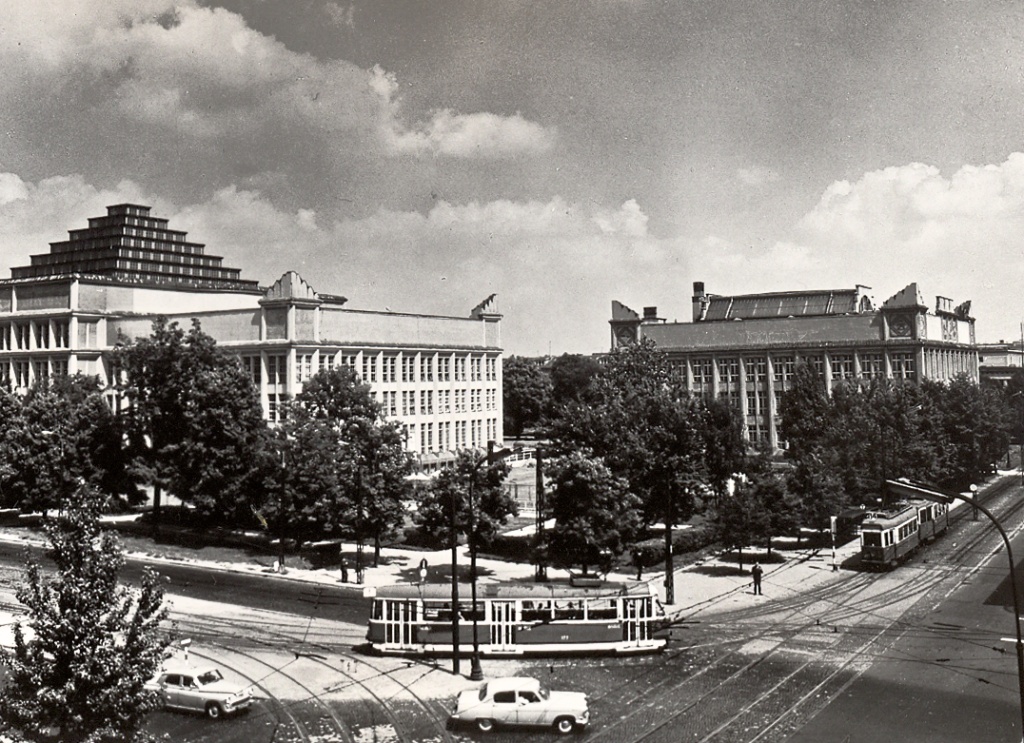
(537, 685), (550, 701)
(479, 684), (489, 702)
(196, 670), (224, 686)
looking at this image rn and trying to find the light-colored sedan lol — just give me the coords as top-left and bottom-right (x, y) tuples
(450, 676), (589, 734)
(146, 664), (253, 719)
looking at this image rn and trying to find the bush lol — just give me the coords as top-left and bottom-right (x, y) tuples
(632, 525), (717, 568)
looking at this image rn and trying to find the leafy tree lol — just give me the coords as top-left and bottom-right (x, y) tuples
(294, 366), (413, 568)
(257, 411), (345, 567)
(702, 397), (746, 503)
(744, 443), (798, 556)
(788, 452), (847, 535)
(0, 488), (167, 743)
(778, 363), (830, 461)
(502, 356), (552, 437)
(549, 339), (712, 603)
(1005, 368), (1024, 446)
(413, 449), (517, 554)
(927, 374), (1010, 490)
(545, 451), (642, 575)
(115, 318), (269, 528)
(713, 479), (771, 572)
(548, 353), (603, 408)
(0, 377), (135, 512)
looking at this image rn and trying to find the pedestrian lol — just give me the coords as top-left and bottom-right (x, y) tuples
(751, 562), (763, 595)
(632, 549), (643, 581)
(340, 558), (348, 583)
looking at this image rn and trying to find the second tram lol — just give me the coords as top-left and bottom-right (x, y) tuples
(860, 498), (949, 569)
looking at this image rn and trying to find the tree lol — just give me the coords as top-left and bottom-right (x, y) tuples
(548, 353), (603, 408)
(545, 452), (642, 575)
(294, 366), (413, 569)
(713, 479), (771, 572)
(778, 363), (830, 461)
(0, 376), (135, 512)
(257, 411), (345, 568)
(549, 339), (713, 603)
(414, 449), (517, 553)
(115, 318), (270, 528)
(0, 488), (167, 743)
(502, 356), (552, 437)
(702, 397), (746, 503)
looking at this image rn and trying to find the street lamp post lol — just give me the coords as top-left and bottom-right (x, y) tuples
(887, 479), (1024, 740)
(449, 476), (460, 676)
(467, 440), (519, 682)
(534, 446), (547, 582)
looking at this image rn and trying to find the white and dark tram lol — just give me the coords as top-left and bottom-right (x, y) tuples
(860, 498), (949, 569)
(366, 581), (665, 657)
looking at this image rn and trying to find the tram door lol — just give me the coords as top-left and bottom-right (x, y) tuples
(384, 599), (416, 648)
(622, 597), (652, 644)
(489, 601), (517, 652)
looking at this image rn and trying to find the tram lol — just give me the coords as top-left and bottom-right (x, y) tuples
(366, 581), (665, 657)
(860, 498), (949, 569)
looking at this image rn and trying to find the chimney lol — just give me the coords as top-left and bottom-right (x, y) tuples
(642, 306), (664, 325)
(692, 281), (708, 322)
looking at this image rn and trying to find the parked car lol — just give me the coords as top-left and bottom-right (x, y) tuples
(145, 664), (253, 719)
(450, 676), (589, 734)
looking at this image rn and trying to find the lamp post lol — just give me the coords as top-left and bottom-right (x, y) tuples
(465, 440), (519, 682)
(534, 446), (547, 582)
(887, 479), (1024, 739)
(449, 475), (460, 676)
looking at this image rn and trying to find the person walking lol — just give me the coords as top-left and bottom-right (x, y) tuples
(751, 562), (763, 595)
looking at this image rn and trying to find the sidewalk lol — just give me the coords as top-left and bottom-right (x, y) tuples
(0, 471), (1008, 626)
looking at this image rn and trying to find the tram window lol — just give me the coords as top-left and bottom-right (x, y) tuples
(372, 601), (383, 620)
(554, 601), (585, 620)
(459, 603), (484, 622)
(589, 599), (618, 619)
(421, 602), (445, 620)
(862, 533), (881, 547)
(522, 601), (551, 622)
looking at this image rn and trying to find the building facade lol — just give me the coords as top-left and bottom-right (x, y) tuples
(0, 204), (504, 468)
(610, 281), (978, 448)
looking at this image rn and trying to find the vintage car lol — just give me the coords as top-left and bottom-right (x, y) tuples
(145, 664), (253, 719)
(450, 676), (589, 734)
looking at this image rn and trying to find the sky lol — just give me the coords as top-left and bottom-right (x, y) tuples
(2, 1), (1024, 355)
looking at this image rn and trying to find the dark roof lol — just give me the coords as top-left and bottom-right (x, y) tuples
(702, 289), (864, 321)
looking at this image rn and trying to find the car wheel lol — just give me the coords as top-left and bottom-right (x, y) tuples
(554, 717), (576, 735)
(205, 702), (224, 720)
(476, 718), (495, 733)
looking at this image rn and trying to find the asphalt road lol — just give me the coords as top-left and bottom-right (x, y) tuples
(2, 483), (1023, 743)
(787, 484), (1024, 743)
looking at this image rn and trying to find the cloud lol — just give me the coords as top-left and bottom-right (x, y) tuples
(0, 0), (557, 221)
(371, 67), (556, 158)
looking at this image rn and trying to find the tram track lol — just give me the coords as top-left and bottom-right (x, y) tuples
(172, 606), (455, 742)
(590, 477), (1024, 743)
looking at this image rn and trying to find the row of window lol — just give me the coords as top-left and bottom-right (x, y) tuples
(246, 352), (500, 387)
(394, 389), (497, 416)
(0, 320), (73, 351)
(683, 351), (918, 388)
(0, 358), (69, 387)
(403, 418), (499, 454)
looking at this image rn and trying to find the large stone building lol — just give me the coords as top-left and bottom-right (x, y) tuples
(0, 204), (504, 468)
(610, 281), (978, 448)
